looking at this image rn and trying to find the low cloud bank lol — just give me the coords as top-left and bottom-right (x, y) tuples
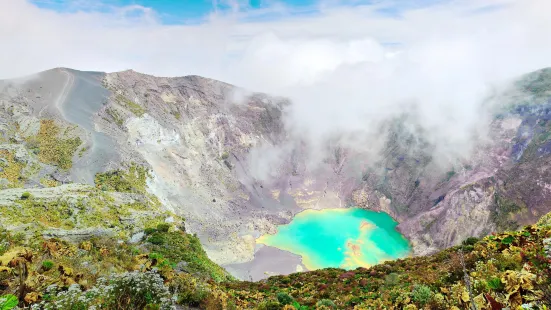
(2, 0), (550, 180)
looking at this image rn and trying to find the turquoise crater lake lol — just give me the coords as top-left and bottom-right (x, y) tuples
(257, 208), (411, 270)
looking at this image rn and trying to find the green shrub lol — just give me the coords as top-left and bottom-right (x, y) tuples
(146, 231), (232, 282)
(42, 260), (54, 271)
(20, 192), (31, 199)
(34, 271), (173, 309)
(0, 294), (18, 310)
(486, 277), (504, 291)
(461, 237), (477, 251)
(157, 223), (170, 233)
(384, 272), (400, 286)
(172, 275), (209, 307)
(34, 119), (82, 169)
(412, 284), (433, 306)
(501, 235), (515, 245)
(494, 253), (522, 271)
(148, 233), (165, 245)
(292, 301), (310, 310)
(276, 292), (294, 305)
(462, 237), (479, 246)
(144, 227), (157, 235)
(94, 163), (149, 194)
(148, 252), (164, 260)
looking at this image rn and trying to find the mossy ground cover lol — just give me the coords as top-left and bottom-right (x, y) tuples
(39, 178), (59, 188)
(116, 95), (145, 117)
(0, 150), (24, 188)
(0, 193), (172, 241)
(492, 193), (523, 231)
(95, 163), (149, 194)
(143, 227), (233, 283)
(26, 120), (81, 170)
(106, 107), (124, 127)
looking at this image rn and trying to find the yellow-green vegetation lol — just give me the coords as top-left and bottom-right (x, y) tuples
(0, 150), (24, 188)
(28, 120), (81, 169)
(94, 163), (149, 194)
(492, 193), (524, 231)
(106, 107), (124, 127)
(0, 294), (18, 309)
(39, 178), (60, 188)
(0, 191), (170, 239)
(0, 222), (233, 309)
(78, 145), (89, 157)
(143, 225), (233, 282)
(117, 95), (145, 117)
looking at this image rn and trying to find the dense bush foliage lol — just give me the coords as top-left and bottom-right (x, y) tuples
(94, 163), (149, 194)
(0, 224), (232, 309)
(31, 120), (82, 170)
(31, 271), (173, 310)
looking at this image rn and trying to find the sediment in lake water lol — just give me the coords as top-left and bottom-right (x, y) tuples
(257, 208), (411, 270)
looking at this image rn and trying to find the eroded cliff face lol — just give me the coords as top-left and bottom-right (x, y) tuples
(97, 70), (296, 268)
(2, 67), (551, 280)
(350, 69), (551, 256)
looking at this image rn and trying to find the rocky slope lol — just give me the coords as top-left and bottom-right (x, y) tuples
(1, 67), (551, 284)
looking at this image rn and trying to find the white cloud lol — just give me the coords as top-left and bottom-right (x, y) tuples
(1, 0), (550, 178)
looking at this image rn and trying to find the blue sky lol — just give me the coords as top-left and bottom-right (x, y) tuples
(32, 0), (335, 23)
(30, 0), (454, 24)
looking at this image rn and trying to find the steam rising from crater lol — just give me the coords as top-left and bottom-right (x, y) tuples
(231, 1), (551, 181)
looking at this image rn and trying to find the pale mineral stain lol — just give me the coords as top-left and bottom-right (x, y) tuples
(257, 208), (411, 270)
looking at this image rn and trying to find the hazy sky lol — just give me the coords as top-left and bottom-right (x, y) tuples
(3, 0), (549, 86)
(2, 0), (551, 176)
